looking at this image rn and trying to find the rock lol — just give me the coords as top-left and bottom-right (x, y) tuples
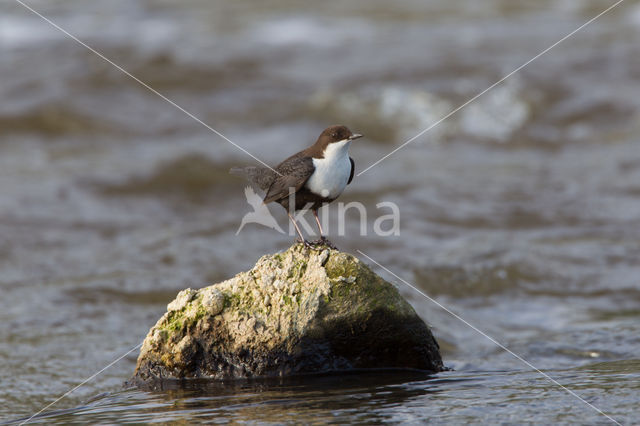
(132, 244), (443, 383)
(167, 288), (196, 312)
(201, 287), (224, 316)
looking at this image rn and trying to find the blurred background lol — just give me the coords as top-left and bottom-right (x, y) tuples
(1, 0), (639, 423)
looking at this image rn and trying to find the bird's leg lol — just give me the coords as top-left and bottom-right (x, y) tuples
(310, 209), (337, 249)
(288, 212), (313, 249)
(313, 209), (324, 237)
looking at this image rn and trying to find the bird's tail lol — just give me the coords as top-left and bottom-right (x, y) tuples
(229, 166), (251, 177)
(229, 166), (276, 192)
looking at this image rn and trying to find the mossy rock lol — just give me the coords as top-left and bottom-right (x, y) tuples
(132, 244), (443, 383)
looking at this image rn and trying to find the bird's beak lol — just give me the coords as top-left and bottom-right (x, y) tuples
(349, 133), (363, 141)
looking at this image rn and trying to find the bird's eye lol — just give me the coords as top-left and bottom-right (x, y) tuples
(332, 133), (337, 138)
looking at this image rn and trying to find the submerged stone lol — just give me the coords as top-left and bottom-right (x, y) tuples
(132, 244), (443, 383)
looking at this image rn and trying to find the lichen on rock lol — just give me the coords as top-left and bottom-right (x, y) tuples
(132, 244), (443, 383)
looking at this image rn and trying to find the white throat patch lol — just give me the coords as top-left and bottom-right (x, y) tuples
(305, 139), (352, 199)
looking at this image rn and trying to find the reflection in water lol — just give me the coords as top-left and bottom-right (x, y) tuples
(1, 0), (639, 424)
(11, 365), (639, 424)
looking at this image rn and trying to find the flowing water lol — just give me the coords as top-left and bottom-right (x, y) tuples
(1, 0), (640, 424)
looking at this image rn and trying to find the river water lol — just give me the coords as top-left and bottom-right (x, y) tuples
(1, 0), (639, 424)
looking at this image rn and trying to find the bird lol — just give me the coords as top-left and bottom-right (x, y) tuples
(236, 186), (285, 235)
(231, 125), (362, 247)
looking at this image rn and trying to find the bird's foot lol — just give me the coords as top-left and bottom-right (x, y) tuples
(295, 237), (316, 250)
(310, 236), (338, 250)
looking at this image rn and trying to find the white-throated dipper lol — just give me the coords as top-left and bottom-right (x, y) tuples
(231, 125), (362, 247)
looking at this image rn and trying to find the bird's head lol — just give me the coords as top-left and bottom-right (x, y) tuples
(315, 125), (363, 153)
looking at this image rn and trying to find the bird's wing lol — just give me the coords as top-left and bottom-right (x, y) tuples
(348, 157), (355, 184)
(263, 156), (314, 204)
